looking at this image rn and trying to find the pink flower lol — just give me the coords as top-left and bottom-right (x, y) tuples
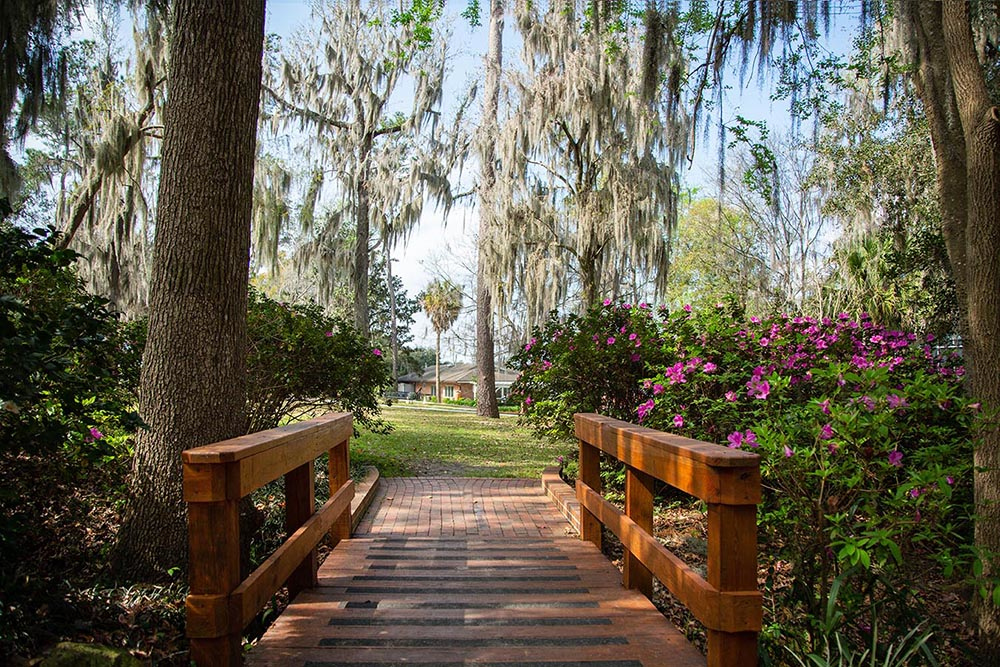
(725, 391), (737, 402)
(744, 430), (758, 447)
(783, 445), (794, 458)
(325, 331), (334, 337)
(819, 423), (834, 440)
(372, 348), (383, 357)
(888, 450), (903, 467)
(637, 399), (655, 422)
(946, 476), (954, 485)
(702, 362), (717, 373)
(629, 333), (638, 341)
(673, 414), (684, 428)
(886, 394), (907, 411)
(760, 337), (770, 347)
(603, 298), (612, 306)
(727, 431), (743, 448)
(524, 396), (533, 406)
(746, 378), (770, 400)
(630, 353), (641, 362)
(683, 304), (692, 312)
(542, 360), (552, 370)
(653, 383), (665, 395)
(89, 427), (104, 441)
(607, 336), (616, 345)
(818, 399), (831, 415)
(909, 487), (922, 499)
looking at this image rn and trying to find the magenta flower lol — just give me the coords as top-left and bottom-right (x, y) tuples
(946, 476), (955, 485)
(630, 353), (641, 362)
(325, 331), (334, 337)
(89, 427), (104, 441)
(727, 431), (743, 448)
(909, 487), (922, 499)
(744, 430), (758, 447)
(702, 362), (717, 373)
(819, 423), (834, 440)
(542, 360), (552, 370)
(888, 450), (903, 467)
(818, 399), (831, 415)
(672, 414), (684, 428)
(886, 394), (907, 411)
(760, 337), (770, 347)
(372, 348), (383, 357)
(683, 304), (692, 313)
(524, 396), (533, 406)
(603, 298), (612, 306)
(607, 336), (616, 345)
(653, 383), (665, 395)
(629, 333), (637, 341)
(636, 399), (655, 422)
(783, 445), (794, 458)
(725, 391), (737, 402)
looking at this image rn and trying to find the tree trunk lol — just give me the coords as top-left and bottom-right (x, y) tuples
(353, 133), (375, 335)
(435, 331), (442, 404)
(906, 0), (1000, 655)
(475, 0), (504, 419)
(112, 0), (265, 580)
(386, 244), (399, 382)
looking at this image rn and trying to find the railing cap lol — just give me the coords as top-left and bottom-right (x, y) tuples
(574, 413), (760, 469)
(182, 412), (352, 464)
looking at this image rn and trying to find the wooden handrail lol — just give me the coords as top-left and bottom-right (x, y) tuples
(183, 412), (354, 667)
(574, 413), (762, 667)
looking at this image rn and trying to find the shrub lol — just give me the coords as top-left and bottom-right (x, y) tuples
(512, 301), (974, 661)
(246, 289), (391, 434)
(0, 224), (142, 460)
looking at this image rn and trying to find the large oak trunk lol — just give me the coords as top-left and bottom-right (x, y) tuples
(907, 0), (1000, 655)
(475, 0), (504, 419)
(112, 0), (265, 580)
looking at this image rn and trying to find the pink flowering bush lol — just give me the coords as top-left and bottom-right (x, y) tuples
(512, 302), (975, 658)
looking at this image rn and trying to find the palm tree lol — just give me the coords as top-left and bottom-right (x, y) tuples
(419, 279), (462, 403)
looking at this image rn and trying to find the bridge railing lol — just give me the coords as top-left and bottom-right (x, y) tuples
(574, 413), (762, 667)
(183, 412), (354, 666)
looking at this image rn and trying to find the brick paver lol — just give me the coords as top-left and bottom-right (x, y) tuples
(354, 477), (577, 537)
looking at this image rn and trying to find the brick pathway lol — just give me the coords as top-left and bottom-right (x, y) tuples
(248, 477), (705, 666)
(354, 477), (576, 537)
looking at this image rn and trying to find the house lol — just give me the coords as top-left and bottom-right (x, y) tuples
(396, 363), (519, 402)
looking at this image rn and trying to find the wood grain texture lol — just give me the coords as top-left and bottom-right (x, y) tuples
(232, 479), (354, 629)
(624, 466), (654, 597)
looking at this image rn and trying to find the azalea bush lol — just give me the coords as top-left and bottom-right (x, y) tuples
(0, 224), (142, 460)
(511, 301), (976, 661)
(246, 289), (392, 434)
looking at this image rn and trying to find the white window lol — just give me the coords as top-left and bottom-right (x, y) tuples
(444, 385), (455, 399)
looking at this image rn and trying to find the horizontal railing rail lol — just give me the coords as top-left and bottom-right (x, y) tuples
(574, 413), (762, 667)
(183, 412), (354, 666)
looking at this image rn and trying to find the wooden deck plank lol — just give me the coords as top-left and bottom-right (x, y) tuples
(249, 478), (706, 667)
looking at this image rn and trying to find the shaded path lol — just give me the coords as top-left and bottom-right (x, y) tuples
(248, 478), (705, 666)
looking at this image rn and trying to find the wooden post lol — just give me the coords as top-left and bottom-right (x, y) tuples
(187, 463), (241, 667)
(578, 440), (602, 549)
(624, 465), (654, 597)
(328, 438), (351, 546)
(285, 460), (317, 601)
(706, 503), (758, 667)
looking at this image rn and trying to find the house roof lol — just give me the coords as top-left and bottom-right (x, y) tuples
(398, 363), (519, 385)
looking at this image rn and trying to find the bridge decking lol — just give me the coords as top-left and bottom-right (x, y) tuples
(248, 477), (705, 666)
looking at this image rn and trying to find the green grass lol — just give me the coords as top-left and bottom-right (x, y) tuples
(350, 405), (572, 478)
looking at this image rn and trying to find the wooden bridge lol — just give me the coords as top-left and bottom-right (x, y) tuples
(182, 412), (762, 667)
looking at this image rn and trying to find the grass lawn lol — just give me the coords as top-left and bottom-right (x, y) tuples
(350, 405), (572, 478)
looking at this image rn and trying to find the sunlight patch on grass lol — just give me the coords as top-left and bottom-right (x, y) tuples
(349, 405), (571, 478)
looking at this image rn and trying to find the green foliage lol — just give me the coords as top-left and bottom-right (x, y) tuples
(245, 289), (392, 434)
(0, 223), (142, 459)
(512, 301), (976, 660)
